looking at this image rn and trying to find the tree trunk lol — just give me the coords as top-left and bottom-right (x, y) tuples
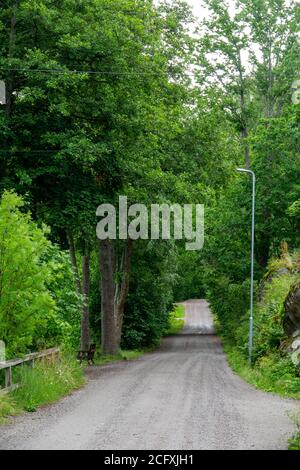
(67, 231), (82, 294)
(241, 127), (250, 170)
(99, 239), (118, 355)
(5, 1), (18, 118)
(114, 239), (133, 346)
(99, 239), (134, 355)
(238, 51), (250, 170)
(81, 243), (90, 351)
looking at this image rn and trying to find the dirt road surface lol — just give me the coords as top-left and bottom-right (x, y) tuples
(0, 299), (297, 450)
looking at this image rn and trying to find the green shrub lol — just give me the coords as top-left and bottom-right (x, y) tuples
(0, 191), (81, 357)
(164, 304), (185, 336)
(12, 355), (84, 412)
(0, 391), (19, 424)
(226, 347), (300, 398)
(251, 275), (298, 361)
(205, 274), (251, 343)
(289, 431), (300, 450)
(121, 241), (177, 349)
(0, 191), (54, 357)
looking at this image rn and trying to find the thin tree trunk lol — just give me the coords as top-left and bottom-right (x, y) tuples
(241, 127), (250, 170)
(99, 239), (117, 355)
(81, 243), (90, 351)
(238, 50), (250, 169)
(267, 41), (274, 119)
(5, 1), (18, 118)
(67, 231), (82, 294)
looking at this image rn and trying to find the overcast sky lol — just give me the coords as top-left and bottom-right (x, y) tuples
(186, 0), (208, 19)
(186, 0), (236, 21)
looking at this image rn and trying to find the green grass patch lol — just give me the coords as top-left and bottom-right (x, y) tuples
(93, 348), (151, 366)
(0, 354), (84, 423)
(289, 431), (300, 450)
(10, 354), (84, 413)
(164, 304), (185, 336)
(225, 346), (300, 399)
(288, 411), (300, 450)
(0, 391), (20, 424)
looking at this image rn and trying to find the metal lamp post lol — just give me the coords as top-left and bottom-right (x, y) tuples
(236, 168), (256, 365)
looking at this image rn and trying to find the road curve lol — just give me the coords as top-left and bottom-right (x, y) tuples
(0, 300), (298, 450)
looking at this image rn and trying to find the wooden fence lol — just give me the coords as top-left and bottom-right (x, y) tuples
(0, 347), (60, 392)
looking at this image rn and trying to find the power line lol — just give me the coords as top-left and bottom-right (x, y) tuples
(0, 67), (190, 77)
(0, 67), (297, 79)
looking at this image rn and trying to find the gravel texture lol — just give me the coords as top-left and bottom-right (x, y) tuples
(0, 299), (298, 450)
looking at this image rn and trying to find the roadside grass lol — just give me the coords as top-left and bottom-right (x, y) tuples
(0, 347), (154, 424)
(93, 348), (150, 366)
(288, 410), (300, 450)
(225, 345), (300, 450)
(225, 346), (300, 400)
(164, 304), (185, 336)
(0, 391), (20, 424)
(289, 430), (300, 450)
(0, 353), (84, 422)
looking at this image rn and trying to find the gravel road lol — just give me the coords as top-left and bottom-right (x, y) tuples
(0, 299), (298, 450)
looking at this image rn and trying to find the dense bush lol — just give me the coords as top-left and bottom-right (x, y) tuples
(12, 355), (84, 412)
(0, 191), (81, 358)
(121, 241), (177, 349)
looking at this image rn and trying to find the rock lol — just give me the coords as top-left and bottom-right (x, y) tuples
(292, 329), (300, 338)
(284, 282), (300, 335)
(276, 267), (291, 276)
(291, 348), (300, 366)
(291, 339), (300, 350)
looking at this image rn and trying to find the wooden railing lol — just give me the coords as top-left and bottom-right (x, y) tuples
(0, 347), (60, 391)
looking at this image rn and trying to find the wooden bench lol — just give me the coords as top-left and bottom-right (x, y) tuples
(0, 347), (60, 391)
(77, 343), (96, 365)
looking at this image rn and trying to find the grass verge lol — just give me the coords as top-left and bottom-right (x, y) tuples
(0, 391), (20, 424)
(288, 409), (300, 450)
(289, 430), (300, 450)
(0, 346), (155, 424)
(93, 348), (151, 366)
(164, 304), (185, 336)
(225, 346), (300, 399)
(0, 353), (84, 422)
(224, 345), (300, 450)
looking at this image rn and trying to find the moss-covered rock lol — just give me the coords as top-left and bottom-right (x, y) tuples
(284, 281), (300, 335)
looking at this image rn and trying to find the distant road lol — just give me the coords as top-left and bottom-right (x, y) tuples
(0, 300), (297, 450)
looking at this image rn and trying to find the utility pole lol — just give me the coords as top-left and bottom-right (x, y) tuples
(236, 168), (256, 365)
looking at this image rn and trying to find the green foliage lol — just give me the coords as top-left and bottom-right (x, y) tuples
(164, 304), (185, 336)
(205, 274), (251, 343)
(0, 392), (19, 424)
(251, 274), (298, 361)
(226, 347), (300, 399)
(173, 250), (206, 301)
(93, 349), (149, 366)
(0, 191), (54, 357)
(0, 191), (81, 357)
(121, 241), (177, 349)
(222, 255), (300, 402)
(289, 428), (300, 450)
(42, 246), (83, 350)
(0, 0), (298, 422)
(12, 355), (84, 412)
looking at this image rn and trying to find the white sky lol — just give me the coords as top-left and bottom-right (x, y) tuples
(186, 0), (210, 20)
(185, 0), (237, 21)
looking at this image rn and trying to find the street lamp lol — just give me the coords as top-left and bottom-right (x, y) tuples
(237, 168), (256, 365)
